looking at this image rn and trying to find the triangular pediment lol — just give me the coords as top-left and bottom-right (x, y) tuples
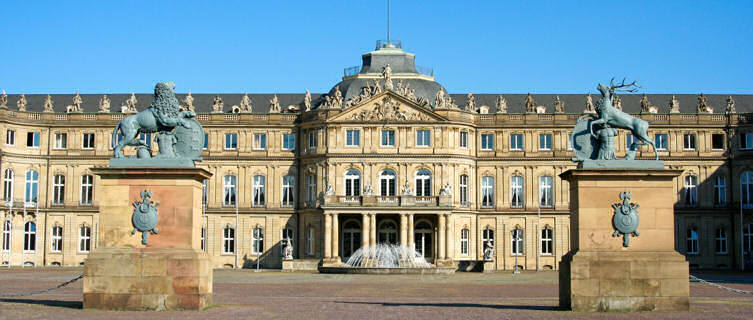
(327, 91), (447, 123)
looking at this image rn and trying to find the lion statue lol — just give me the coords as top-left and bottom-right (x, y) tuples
(112, 82), (196, 158)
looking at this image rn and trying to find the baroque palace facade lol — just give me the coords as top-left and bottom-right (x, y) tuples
(1, 42), (753, 270)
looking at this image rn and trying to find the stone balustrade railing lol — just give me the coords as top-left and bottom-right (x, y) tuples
(322, 195), (452, 207)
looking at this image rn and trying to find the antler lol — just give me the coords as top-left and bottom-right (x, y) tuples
(610, 77), (641, 93)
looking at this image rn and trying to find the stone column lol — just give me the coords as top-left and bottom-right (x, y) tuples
(400, 214), (408, 247)
(332, 213), (339, 260)
(438, 214), (446, 260)
(324, 213), (332, 259)
(445, 214), (454, 260)
(361, 213), (369, 249)
(370, 214), (377, 247)
(408, 214), (415, 248)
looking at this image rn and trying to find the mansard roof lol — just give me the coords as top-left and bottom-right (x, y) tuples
(2, 92), (751, 114)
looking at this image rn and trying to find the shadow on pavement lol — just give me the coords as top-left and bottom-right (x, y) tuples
(335, 300), (563, 311)
(0, 298), (82, 309)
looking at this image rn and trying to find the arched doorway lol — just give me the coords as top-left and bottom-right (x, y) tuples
(414, 220), (433, 259)
(378, 219), (398, 245)
(341, 219), (361, 259)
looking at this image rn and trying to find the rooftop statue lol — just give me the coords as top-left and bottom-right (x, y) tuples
(182, 91), (195, 111)
(726, 96), (736, 114)
(668, 95), (680, 113)
(0, 90), (7, 108)
(382, 64), (394, 91)
(571, 79), (662, 169)
(212, 95), (224, 113)
(99, 94), (111, 113)
(554, 95), (565, 113)
(584, 94), (595, 113)
(496, 95), (507, 114)
(66, 92), (83, 113)
(466, 92), (476, 112)
(123, 93), (138, 113)
(43, 94), (55, 113)
(110, 82), (203, 167)
(269, 94), (281, 113)
(17, 94), (27, 111)
(525, 93), (536, 113)
(304, 90), (312, 111)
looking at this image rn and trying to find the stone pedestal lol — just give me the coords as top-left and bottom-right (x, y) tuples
(482, 260), (495, 273)
(83, 167), (213, 311)
(558, 169), (689, 312)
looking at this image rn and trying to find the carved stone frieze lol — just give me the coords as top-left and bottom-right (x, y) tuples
(348, 96), (432, 122)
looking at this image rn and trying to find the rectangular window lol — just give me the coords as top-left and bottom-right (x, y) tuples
(714, 176), (727, 206)
(711, 133), (725, 150)
(481, 176), (494, 208)
(416, 129), (431, 147)
(306, 227), (314, 255)
(110, 133), (123, 149)
(52, 175), (65, 205)
(281, 228), (293, 256)
(2, 221), (9, 251)
(687, 228), (699, 254)
(6, 129), (15, 146)
(308, 131), (317, 148)
(50, 226), (62, 252)
(459, 131), (468, 148)
(281, 176), (295, 207)
(684, 175), (698, 206)
(80, 175), (93, 205)
(459, 175), (469, 206)
(79, 226), (91, 252)
(224, 133), (237, 150)
(655, 133), (668, 150)
(539, 133), (552, 151)
(252, 227), (264, 255)
(381, 130), (395, 147)
(252, 175), (265, 206)
(511, 176), (524, 208)
(306, 175), (316, 205)
(741, 132), (753, 150)
(715, 228), (728, 254)
(223, 227), (235, 254)
(82, 133), (95, 150)
(201, 227), (206, 251)
(482, 229), (494, 252)
(345, 129), (360, 147)
(626, 133), (635, 150)
(510, 134), (523, 151)
(460, 229), (469, 256)
(567, 133), (573, 150)
(203, 132), (209, 150)
(541, 228), (553, 255)
(26, 132), (40, 148)
(512, 229), (524, 255)
(253, 133), (267, 150)
(683, 133), (696, 150)
(481, 133), (494, 151)
(223, 175), (237, 206)
(539, 176), (553, 208)
(282, 133), (295, 150)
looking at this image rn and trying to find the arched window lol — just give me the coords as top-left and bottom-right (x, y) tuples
(2, 220), (10, 251)
(686, 227), (699, 255)
(79, 225), (91, 252)
(3, 169), (13, 201)
(24, 221), (36, 252)
(52, 174), (65, 205)
(223, 175), (237, 206)
(541, 227), (553, 255)
(511, 227), (524, 256)
(539, 176), (553, 208)
(415, 170), (432, 197)
(482, 228), (494, 251)
(50, 225), (63, 252)
(684, 175), (698, 206)
(344, 170), (361, 196)
(414, 221), (432, 258)
(281, 227), (293, 255)
(460, 228), (469, 256)
(252, 175), (266, 206)
(281, 176), (294, 207)
(222, 225), (235, 254)
(511, 175), (524, 208)
(459, 174), (469, 206)
(481, 176), (494, 207)
(741, 171), (753, 209)
(377, 220), (397, 245)
(715, 227), (727, 254)
(379, 170), (396, 196)
(252, 227), (264, 255)
(24, 170), (39, 204)
(80, 174), (93, 205)
(342, 220), (361, 258)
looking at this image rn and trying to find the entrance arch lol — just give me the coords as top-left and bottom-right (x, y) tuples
(341, 219), (361, 259)
(414, 220), (433, 259)
(378, 219), (398, 245)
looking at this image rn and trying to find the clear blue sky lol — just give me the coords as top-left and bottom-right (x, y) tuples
(1, 0), (751, 94)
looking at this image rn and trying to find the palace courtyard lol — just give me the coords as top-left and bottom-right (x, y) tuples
(0, 268), (752, 319)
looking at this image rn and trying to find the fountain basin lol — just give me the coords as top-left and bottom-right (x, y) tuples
(319, 266), (456, 274)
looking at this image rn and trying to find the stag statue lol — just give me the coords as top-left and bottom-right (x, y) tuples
(571, 79), (661, 167)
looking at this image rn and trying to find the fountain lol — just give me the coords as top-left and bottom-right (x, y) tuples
(319, 244), (455, 274)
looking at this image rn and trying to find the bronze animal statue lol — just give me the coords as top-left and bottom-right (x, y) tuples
(112, 82), (196, 158)
(589, 78), (658, 160)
